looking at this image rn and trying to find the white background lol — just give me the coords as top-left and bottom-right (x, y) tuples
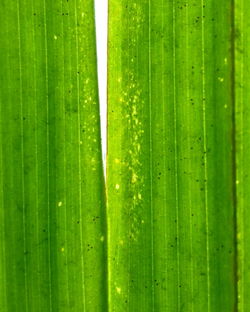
(95, 0), (108, 166)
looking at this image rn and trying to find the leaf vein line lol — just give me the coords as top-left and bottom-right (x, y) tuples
(0, 33), (7, 309)
(42, 0), (53, 309)
(31, 0), (41, 308)
(61, 0), (70, 306)
(17, 2), (29, 310)
(74, 1), (86, 309)
(201, 2), (210, 311)
(161, 0), (168, 307)
(185, 3), (194, 312)
(149, 0), (155, 310)
(172, 2), (180, 310)
(238, 0), (245, 308)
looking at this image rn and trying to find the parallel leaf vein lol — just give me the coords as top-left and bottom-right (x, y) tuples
(74, 1), (86, 309)
(201, 2), (210, 311)
(172, 1), (180, 310)
(17, 1), (28, 310)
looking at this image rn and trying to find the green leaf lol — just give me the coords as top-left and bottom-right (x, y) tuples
(0, 0), (107, 311)
(107, 1), (236, 311)
(235, 1), (250, 311)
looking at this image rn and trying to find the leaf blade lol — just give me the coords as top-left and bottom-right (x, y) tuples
(0, 0), (107, 311)
(107, 1), (236, 311)
(235, 0), (250, 310)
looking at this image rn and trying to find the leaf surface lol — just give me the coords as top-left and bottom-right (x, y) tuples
(107, 1), (236, 311)
(0, 1), (107, 311)
(235, 0), (250, 310)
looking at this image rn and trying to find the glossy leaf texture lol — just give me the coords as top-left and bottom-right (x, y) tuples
(235, 0), (250, 311)
(107, 1), (236, 311)
(0, 0), (107, 311)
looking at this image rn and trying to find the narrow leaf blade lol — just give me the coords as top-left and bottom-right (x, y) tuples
(0, 1), (107, 311)
(107, 1), (236, 311)
(235, 0), (250, 310)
